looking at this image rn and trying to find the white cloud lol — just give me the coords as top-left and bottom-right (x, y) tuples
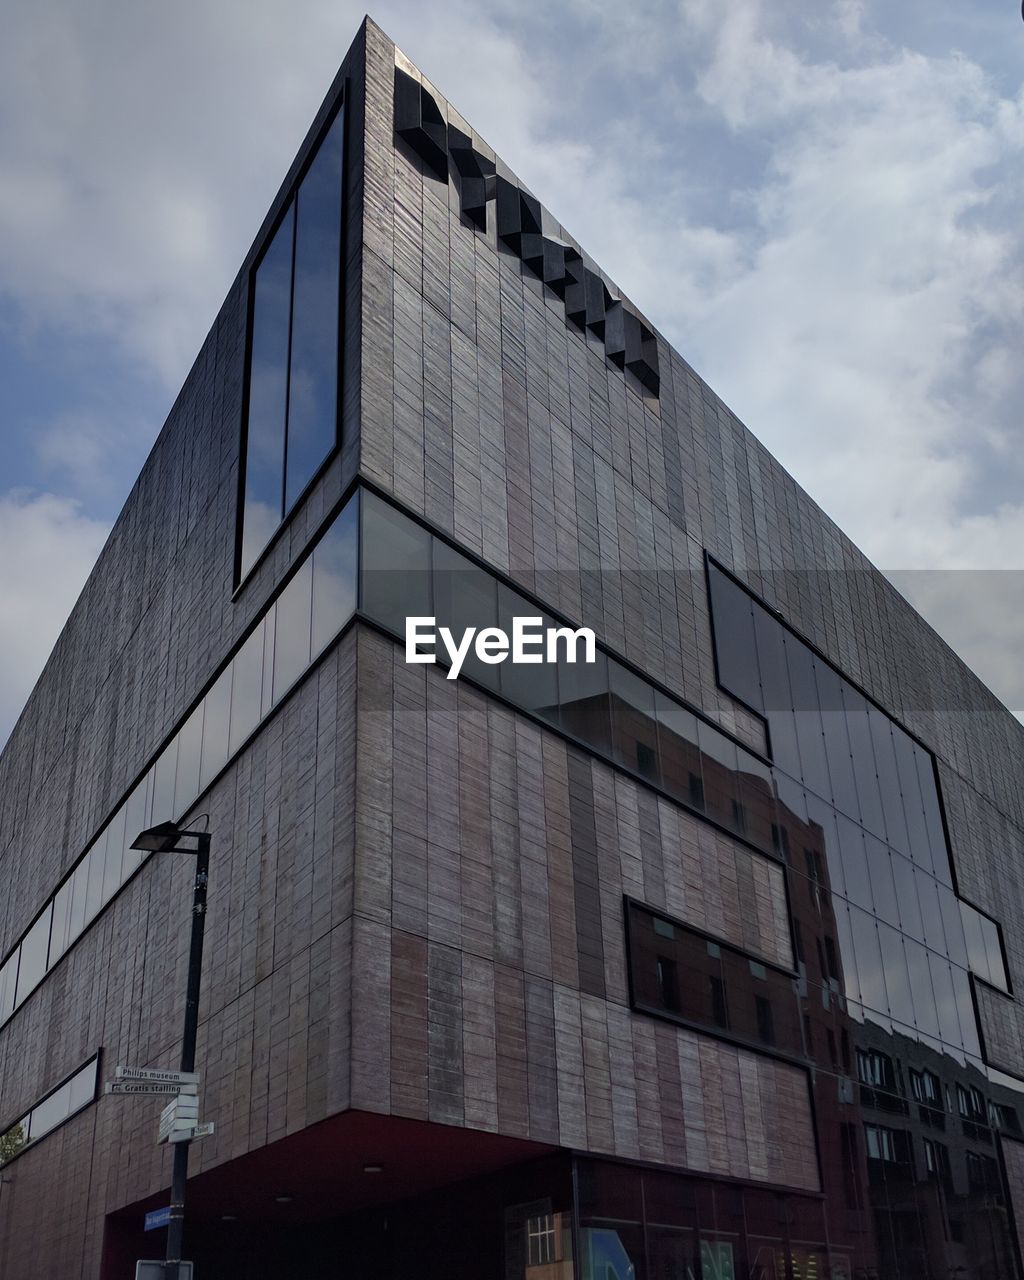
(0, 491), (109, 746)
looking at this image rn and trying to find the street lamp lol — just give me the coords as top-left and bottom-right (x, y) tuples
(131, 819), (211, 1280)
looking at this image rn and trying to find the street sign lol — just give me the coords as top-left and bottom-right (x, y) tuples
(168, 1121), (214, 1144)
(106, 1081), (198, 1098)
(117, 1066), (199, 1086)
(136, 1262), (192, 1279)
(143, 1206), (172, 1232)
(158, 1095), (201, 1144)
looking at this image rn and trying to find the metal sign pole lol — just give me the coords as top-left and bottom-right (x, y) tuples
(163, 832), (210, 1280)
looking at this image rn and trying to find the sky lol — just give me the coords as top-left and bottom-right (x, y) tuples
(1, 0), (1024, 747)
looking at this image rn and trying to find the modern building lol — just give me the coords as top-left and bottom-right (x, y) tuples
(2, 16), (1024, 1279)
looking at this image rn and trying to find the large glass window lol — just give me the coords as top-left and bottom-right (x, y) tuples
(0, 1056), (98, 1167)
(239, 105), (345, 578)
(2, 489), (359, 1027)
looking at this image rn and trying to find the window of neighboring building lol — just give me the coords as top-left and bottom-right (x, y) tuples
(990, 1102), (1021, 1135)
(924, 1138), (951, 1185)
(910, 1069), (941, 1106)
(864, 1124), (909, 1166)
(857, 1050), (895, 1091)
(239, 104), (346, 579)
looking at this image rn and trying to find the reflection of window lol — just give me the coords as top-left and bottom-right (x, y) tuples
(239, 105), (345, 578)
(990, 1102), (1021, 1135)
(924, 1138), (951, 1185)
(864, 1124), (903, 1164)
(966, 1151), (1000, 1193)
(910, 1070), (940, 1105)
(656, 957), (679, 1012)
(957, 1084), (985, 1122)
(754, 995), (775, 1045)
(527, 1214), (556, 1266)
(710, 977), (729, 1028)
(857, 1050), (895, 1090)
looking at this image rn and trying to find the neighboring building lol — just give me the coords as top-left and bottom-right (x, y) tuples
(3, 17), (1024, 1279)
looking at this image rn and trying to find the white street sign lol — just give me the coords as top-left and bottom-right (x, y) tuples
(106, 1081), (197, 1098)
(169, 1122), (214, 1143)
(117, 1066), (199, 1086)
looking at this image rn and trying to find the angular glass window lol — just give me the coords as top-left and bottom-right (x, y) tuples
(49, 877), (74, 967)
(360, 492), (432, 635)
(979, 913), (1008, 991)
(68, 1059), (98, 1112)
(311, 493), (358, 659)
(753, 606), (801, 779)
(893, 732), (932, 875)
(701, 723), (749, 837)
(842, 683), (885, 840)
(785, 638), (830, 802)
(272, 558), (313, 703)
(816, 665), (859, 822)
(915, 749), (952, 886)
(229, 619), (266, 757)
(28, 1081), (71, 1143)
(285, 109), (344, 510)
(608, 660), (659, 784)
(865, 837), (900, 930)
(238, 104), (345, 580)
(867, 708), (910, 857)
(497, 586), (559, 723)
(101, 805), (127, 905)
(706, 565), (762, 713)
(121, 774), (151, 882)
(0, 953), (18, 1023)
(83, 839), (109, 923)
(240, 204), (294, 578)
(199, 667), (232, 793)
(432, 539), (500, 691)
(15, 905), (52, 1008)
(174, 702), (205, 819)
(151, 737), (179, 828)
(66, 858), (90, 948)
(654, 693), (704, 815)
(735, 750), (776, 854)
(558, 650), (611, 755)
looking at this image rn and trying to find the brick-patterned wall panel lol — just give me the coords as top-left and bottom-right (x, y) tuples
(359, 18), (1024, 1056)
(0, 634), (359, 1269)
(351, 629), (811, 1188)
(350, 924), (818, 1192)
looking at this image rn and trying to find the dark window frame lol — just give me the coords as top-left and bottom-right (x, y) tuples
(235, 89), (349, 589)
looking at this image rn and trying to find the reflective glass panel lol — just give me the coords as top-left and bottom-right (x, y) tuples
(285, 108), (344, 510)
(707, 565), (762, 712)
(229, 619), (266, 756)
(497, 586), (559, 722)
(101, 805), (127, 904)
(557, 650), (610, 754)
(272, 558), (313, 702)
(28, 1081), (71, 1142)
(241, 204), (293, 577)
(432, 538), (500, 690)
(49, 878), (73, 966)
(15, 905), (52, 1007)
(199, 667), (232, 793)
(151, 737), (178, 827)
(311, 494), (358, 658)
(360, 491), (432, 634)
(654, 693), (704, 814)
(0, 954), (17, 1022)
(608, 660), (659, 784)
(173, 702), (204, 817)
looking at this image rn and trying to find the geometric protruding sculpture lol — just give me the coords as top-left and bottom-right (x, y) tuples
(395, 68), (448, 181)
(393, 69), (660, 397)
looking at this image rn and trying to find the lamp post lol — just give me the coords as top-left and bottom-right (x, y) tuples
(131, 820), (211, 1280)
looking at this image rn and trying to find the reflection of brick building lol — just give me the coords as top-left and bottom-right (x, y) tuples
(2, 16), (1024, 1280)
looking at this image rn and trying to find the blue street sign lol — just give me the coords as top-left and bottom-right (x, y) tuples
(144, 1206), (172, 1232)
